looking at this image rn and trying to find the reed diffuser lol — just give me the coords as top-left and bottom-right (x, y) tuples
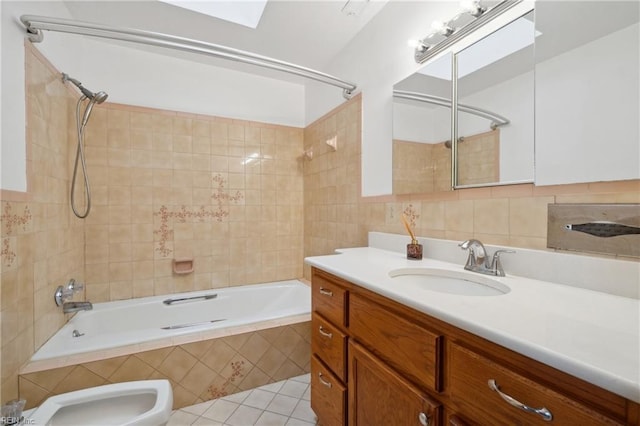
(401, 214), (423, 260)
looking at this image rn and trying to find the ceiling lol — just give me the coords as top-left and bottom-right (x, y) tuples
(60, 0), (389, 81)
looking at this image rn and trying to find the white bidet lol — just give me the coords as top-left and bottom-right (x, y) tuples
(26, 380), (172, 426)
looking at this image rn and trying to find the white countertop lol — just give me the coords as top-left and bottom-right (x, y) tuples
(305, 247), (640, 403)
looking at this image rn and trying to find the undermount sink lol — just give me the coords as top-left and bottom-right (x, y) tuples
(388, 268), (510, 296)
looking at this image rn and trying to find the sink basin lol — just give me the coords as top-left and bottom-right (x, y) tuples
(389, 268), (510, 296)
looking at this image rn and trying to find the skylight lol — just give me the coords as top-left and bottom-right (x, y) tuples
(158, 0), (268, 29)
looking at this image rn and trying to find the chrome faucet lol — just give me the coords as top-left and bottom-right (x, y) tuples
(459, 239), (515, 277)
(63, 301), (93, 313)
(55, 279), (92, 313)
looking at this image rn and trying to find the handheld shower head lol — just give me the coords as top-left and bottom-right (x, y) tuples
(93, 91), (108, 104)
(62, 73), (108, 103)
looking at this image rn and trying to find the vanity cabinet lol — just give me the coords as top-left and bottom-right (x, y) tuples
(310, 267), (639, 426)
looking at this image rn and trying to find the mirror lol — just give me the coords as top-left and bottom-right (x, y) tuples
(534, 1), (639, 185)
(454, 10), (535, 188)
(392, 53), (453, 194)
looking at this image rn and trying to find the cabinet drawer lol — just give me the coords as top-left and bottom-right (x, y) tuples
(312, 312), (348, 382)
(311, 355), (346, 426)
(312, 272), (348, 328)
(449, 343), (623, 425)
(349, 293), (442, 392)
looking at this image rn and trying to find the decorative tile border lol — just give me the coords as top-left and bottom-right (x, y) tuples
(153, 174), (243, 257)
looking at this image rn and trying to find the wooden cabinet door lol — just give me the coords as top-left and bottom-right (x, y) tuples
(348, 340), (441, 426)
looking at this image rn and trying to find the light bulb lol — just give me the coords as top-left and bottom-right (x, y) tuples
(407, 39), (428, 52)
(460, 0), (485, 17)
(431, 20), (454, 36)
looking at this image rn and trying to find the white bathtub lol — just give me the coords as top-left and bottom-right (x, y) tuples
(31, 280), (310, 362)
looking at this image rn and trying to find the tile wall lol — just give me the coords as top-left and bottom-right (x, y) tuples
(457, 129), (499, 186)
(0, 44), (85, 402)
(81, 100), (304, 302)
(393, 139), (451, 194)
(302, 95), (640, 279)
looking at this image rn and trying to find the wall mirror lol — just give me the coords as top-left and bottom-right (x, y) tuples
(534, 1), (639, 186)
(393, 53), (453, 194)
(453, 10), (535, 188)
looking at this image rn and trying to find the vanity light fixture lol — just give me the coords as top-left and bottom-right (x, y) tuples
(414, 0), (523, 64)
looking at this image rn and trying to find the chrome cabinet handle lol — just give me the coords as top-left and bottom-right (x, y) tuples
(418, 412), (429, 426)
(319, 287), (333, 296)
(318, 326), (333, 338)
(318, 372), (332, 388)
(488, 379), (553, 422)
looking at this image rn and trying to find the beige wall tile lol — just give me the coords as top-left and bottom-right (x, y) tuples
(473, 198), (509, 236)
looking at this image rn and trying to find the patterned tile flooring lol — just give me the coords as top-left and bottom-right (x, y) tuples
(168, 374), (318, 426)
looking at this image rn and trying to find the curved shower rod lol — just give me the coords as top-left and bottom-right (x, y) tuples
(20, 15), (357, 99)
(393, 90), (510, 129)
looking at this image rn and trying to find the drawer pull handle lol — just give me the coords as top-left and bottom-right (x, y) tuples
(319, 288), (333, 296)
(418, 412), (430, 426)
(318, 326), (333, 339)
(488, 379), (553, 422)
(318, 372), (332, 388)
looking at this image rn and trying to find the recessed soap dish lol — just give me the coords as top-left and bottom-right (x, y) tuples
(173, 258), (194, 275)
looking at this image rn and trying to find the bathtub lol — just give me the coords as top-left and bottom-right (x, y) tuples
(31, 280), (310, 362)
(21, 280), (312, 410)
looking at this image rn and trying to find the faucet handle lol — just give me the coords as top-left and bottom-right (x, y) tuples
(491, 250), (515, 276)
(66, 279), (84, 293)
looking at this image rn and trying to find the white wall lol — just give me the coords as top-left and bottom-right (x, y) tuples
(1, 0), (306, 193)
(306, 1), (535, 196)
(535, 23), (640, 185)
(457, 71), (534, 183)
(392, 102), (439, 143)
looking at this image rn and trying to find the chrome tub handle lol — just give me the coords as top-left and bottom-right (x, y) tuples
(488, 379), (553, 421)
(163, 293), (217, 305)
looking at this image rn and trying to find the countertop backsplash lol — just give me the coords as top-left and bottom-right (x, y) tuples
(368, 232), (639, 299)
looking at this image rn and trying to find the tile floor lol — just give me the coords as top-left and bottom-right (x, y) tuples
(168, 374), (318, 426)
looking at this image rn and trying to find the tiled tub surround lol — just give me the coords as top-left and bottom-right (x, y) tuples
(82, 99), (305, 302)
(0, 44), (85, 402)
(20, 321), (311, 410)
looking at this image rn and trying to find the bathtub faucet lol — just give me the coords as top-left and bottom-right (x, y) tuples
(63, 301), (93, 313)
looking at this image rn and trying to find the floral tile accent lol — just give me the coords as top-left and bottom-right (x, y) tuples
(154, 174), (244, 257)
(0, 203), (32, 267)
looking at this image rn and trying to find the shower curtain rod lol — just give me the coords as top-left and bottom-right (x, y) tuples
(20, 15), (357, 99)
(393, 90), (510, 129)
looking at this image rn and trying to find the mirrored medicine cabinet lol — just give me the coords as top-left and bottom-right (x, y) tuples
(391, 0), (639, 195)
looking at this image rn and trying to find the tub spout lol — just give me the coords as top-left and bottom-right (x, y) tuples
(63, 301), (93, 313)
